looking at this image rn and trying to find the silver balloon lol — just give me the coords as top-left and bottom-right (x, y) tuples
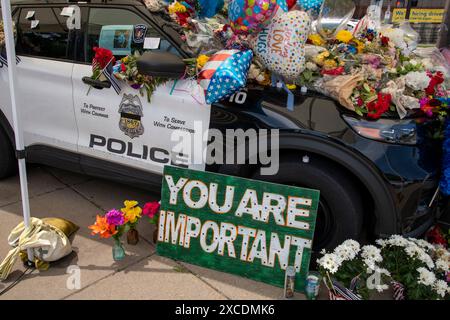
(316, 0), (356, 39)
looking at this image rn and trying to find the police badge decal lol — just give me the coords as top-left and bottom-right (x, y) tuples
(118, 94), (144, 139)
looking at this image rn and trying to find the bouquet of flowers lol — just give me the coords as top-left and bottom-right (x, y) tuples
(0, 21), (17, 48)
(377, 235), (449, 300)
(317, 240), (391, 300)
(89, 200), (161, 260)
(318, 236), (450, 300)
(113, 52), (167, 102)
(303, 27), (449, 124)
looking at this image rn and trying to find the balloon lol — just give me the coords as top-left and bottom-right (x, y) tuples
(316, 0), (355, 39)
(198, 50), (253, 104)
(197, 0), (224, 18)
(297, 0), (324, 15)
(228, 0), (288, 34)
(252, 10), (311, 80)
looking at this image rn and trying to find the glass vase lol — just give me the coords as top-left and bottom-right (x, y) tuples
(316, 0), (356, 39)
(112, 238), (125, 261)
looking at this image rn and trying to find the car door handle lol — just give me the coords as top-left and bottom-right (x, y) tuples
(82, 77), (112, 89)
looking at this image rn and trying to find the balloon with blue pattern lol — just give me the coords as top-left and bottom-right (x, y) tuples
(297, 0), (324, 15)
(197, 0), (224, 18)
(205, 50), (253, 104)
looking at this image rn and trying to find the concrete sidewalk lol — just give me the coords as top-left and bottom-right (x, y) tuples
(0, 165), (315, 300)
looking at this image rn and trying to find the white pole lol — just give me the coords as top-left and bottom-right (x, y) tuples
(1, 0), (33, 263)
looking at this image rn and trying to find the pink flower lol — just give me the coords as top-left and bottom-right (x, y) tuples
(142, 202), (160, 219)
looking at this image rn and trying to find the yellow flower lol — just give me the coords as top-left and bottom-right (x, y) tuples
(121, 200), (142, 224)
(314, 50), (330, 66)
(308, 34), (325, 46)
(336, 30), (353, 44)
(196, 54), (210, 70)
(323, 59), (338, 69)
(353, 39), (365, 53)
(168, 1), (187, 15)
(286, 84), (297, 90)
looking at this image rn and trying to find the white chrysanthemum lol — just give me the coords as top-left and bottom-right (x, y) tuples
(342, 239), (361, 252)
(386, 235), (409, 247)
(362, 245), (383, 270)
(405, 71), (430, 91)
(435, 258), (449, 272)
(317, 253), (342, 274)
(409, 238), (435, 252)
(417, 267), (436, 287)
(405, 243), (422, 258)
(434, 280), (449, 298)
(334, 240), (360, 261)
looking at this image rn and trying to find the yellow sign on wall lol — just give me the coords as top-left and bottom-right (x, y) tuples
(392, 8), (407, 23)
(409, 9), (445, 23)
(392, 8), (445, 23)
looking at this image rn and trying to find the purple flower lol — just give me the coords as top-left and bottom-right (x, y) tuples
(364, 55), (381, 69)
(131, 83), (142, 90)
(419, 97), (430, 107)
(105, 209), (125, 226)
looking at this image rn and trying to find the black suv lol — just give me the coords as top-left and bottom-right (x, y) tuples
(0, 0), (444, 250)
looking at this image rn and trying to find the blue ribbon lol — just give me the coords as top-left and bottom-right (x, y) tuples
(271, 74), (295, 112)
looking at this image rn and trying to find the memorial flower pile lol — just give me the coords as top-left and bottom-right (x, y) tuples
(85, 0), (449, 126)
(112, 52), (167, 102)
(318, 236), (450, 300)
(303, 27), (449, 122)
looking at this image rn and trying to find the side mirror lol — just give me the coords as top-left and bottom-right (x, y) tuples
(137, 51), (186, 79)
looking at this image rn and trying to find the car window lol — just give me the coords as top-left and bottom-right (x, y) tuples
(86, 7), (181, 62)
(16, 7), (70, 60)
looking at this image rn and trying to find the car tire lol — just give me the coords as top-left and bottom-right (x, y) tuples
(0, 126), (16, 179)
(251, 154), (364, 251)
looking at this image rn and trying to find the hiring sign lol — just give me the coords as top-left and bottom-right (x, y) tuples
(392, 8), (445, 23)
(156, 166), (320, 292)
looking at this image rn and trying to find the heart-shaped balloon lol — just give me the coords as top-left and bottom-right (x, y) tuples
(252, 10), (311, 80)
(228, 0), (288, 34)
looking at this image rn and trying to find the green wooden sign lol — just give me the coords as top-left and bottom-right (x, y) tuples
(157, 166), (320, 292)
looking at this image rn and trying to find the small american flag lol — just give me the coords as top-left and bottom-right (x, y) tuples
(198, 50), (239, 90)
(103, 58), (122, 95)
(0, 51), (21, 68)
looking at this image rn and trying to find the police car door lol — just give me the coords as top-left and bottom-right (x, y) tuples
(72, 6), (210, 175)
(0, 6), (79, 153)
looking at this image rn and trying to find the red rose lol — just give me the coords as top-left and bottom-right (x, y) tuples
(143, 201), (160, 219)
(321, 66), (345, 76)
(380, 36), (390, 47)
(367, 93), (391, 120)
(93, 47), (115, 69)
(425, 71), (444, 96)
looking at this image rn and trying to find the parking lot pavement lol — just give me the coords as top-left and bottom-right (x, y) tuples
(0, 165), (313, 300)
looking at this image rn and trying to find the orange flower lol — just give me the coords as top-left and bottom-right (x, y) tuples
(89, 215), (117, 239)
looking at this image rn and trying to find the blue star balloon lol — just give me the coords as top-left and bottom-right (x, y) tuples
(203, 50), (253, 104)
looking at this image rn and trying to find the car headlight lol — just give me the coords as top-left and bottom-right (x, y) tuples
(342, 115), (417, 145)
